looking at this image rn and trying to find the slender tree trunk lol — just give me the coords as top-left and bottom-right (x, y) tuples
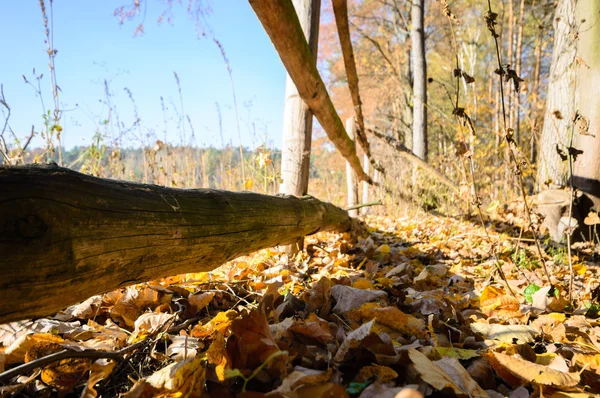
(507, 0), (515, 129)
(537, 0), (577, 188)
(279, 0), (321, 254)
(362, 153), (370, 215)
(572, 0), (600, 208)
(411, 0), (427, 161)
(0, 164), (352, 323)
(514, 0), (525, 144)
(530, 24), (544, 165)
(404, 47), (414, 150)
(346, 117), (359, 217)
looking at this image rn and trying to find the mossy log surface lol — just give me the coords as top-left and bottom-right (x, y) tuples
(0, 164), (351, 323)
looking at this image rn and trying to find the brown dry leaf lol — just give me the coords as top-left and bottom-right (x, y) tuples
(4, 333), (65, 364)
(334, 320), (375, 363)
(355, 303), (427, 337)
(206, 332), (229, 381)
(290, 382), (348, 398)
(355, 364), (398, 383)
(470, 322), (537, 344)
(358, 382), (421, 398)
(190, 310), (238, 339)
(26, 341), (91, 394)
(167, 335), (202, 360)
(111, 286), (171, 328)
(289, 313), (334, 344)
(571, 353), (600, 370)
(305, 277), (332, 318)
(133, 312), (174, 335)
(489, 351), (580, 387)
(83, 319), (129, 350)
(408, 348), (489, 397)
(530, 313), (566, 342)
(479, 285), (505, 303)
(331, 285), (387, 314)
(81, 358), (116, 398)
(434, 356), (490, 397)
(54, 295), (104, 321)
(226, 305), (288, 380)
(0, 319), (90, 348)
(274, 366), (332, 394)
(467, 358), (497, 390)
(124, 355), (206, 397)
(188, 292), (215, 314)
(481, 294), (520, 317)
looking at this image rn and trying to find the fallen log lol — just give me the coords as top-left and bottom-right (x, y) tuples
(0, 164), (351, 323)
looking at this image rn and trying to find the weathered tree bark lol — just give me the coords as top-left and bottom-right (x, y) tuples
(331, 0), (381, 174)
(411, 0), (427, 161)
(345, 117), (359, 217)
(0, 164), (352, 323)
(537, 0), (577, 188)
(572, 0), (600, 209)
(249, 0), (371, 183)
(279, 0), (321, 254)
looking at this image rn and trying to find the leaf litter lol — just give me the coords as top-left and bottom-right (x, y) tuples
(1, 214), (600, 397)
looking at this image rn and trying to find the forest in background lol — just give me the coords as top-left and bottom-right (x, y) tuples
(1, 0), (567, 216)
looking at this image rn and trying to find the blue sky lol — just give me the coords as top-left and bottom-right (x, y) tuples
(0, 1), (288, 150)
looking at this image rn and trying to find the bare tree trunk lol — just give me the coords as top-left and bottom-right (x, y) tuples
(332, 0), (379, 172)
(279, 0), (321, 254)
(530, 24), (544, 165)
(346, 117), (359, 217)
(404, 47), (414, 151)
(362, 152), (370, 215)
(572, 0), (600, 208)
(537, 0), (577, 188)
(411, 0), (427, 161)
(514, 0), (525, 144)
(0, 164), (352, 323)
(507, 0), (515, 130)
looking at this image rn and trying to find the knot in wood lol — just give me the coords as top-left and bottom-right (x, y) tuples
(15, 214), (48, 239)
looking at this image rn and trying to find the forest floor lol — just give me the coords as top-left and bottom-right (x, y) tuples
(1, 211), (600, 397)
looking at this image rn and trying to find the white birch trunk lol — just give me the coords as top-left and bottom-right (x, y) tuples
(411, 0), (427, 161)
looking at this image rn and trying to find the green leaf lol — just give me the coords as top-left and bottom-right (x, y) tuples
(524, 284), (541, 303)
(223, 368), (244, 379)
(346, 380), (372, 395)
(435, 347), (479, 360)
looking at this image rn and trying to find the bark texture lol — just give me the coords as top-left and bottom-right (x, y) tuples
(411, 0), (427, 161)
(537, 0), (577, 188)
(331, 0), (380, 174)
(572, 0), (600, 208)
(279, 0), (321, 254)
(249, 0), (370, 183)
(0, 164), (351, 323)
(361, 153), (370, 215)
(345, 117), (359, 217)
